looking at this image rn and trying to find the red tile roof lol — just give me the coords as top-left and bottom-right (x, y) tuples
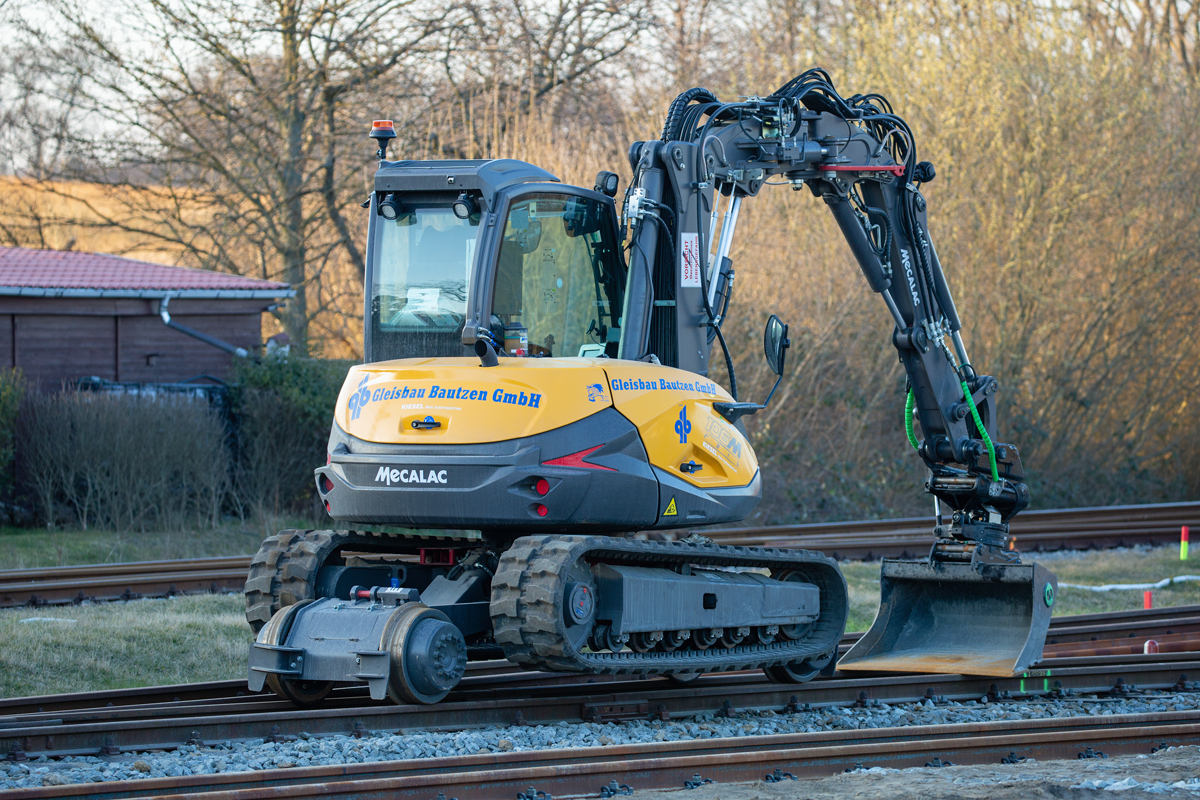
(0, 247), (292, 297)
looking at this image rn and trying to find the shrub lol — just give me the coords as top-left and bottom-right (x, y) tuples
(228, 356), (353, 523)
(17, 391), (229, 530)
(0, 369), (24, 498)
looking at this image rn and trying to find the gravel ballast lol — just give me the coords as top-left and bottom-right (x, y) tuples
(3, 693), (1200, 790)
(641, 745), (1200, 799)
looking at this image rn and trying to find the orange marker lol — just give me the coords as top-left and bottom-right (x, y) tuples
(1144, 590), (1153, 609)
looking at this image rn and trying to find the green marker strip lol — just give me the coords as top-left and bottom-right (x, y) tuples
(904, 389), (919, 451)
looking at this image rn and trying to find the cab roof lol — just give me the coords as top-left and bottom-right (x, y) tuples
(373, 159), (561, 210)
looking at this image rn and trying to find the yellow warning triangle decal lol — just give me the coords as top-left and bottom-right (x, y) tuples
(663, 497), (678, 516)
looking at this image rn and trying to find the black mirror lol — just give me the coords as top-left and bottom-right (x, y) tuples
(713, 314), (791, 426)
(764, 314), (789, 376)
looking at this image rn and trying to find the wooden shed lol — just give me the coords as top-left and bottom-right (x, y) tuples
(0, 247), (294, 389)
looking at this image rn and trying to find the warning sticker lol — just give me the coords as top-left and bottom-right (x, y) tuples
(663, 497), (678, 516)
(680, 232), (701, 288)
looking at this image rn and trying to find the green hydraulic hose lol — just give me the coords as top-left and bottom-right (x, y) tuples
(904, 389), (919, 451)
(961, 380), (1000, 482)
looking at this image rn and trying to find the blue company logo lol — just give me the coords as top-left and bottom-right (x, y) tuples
(587, 383), (605, 402)
(675, 406), (691, 443)
(348, 374), (371, 421)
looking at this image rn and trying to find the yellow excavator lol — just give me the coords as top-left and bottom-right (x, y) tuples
(245, 69), (1056, 706)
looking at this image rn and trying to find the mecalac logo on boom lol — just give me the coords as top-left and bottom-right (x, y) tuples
(348, 374), (372, 421)
(900, 249), (921, 309)
(675, 406), (691, 443)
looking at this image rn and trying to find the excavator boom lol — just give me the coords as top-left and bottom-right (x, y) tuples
(621, 71), (1056, 676)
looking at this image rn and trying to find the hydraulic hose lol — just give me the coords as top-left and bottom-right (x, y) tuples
(961, 380), (999, 482)
(904, 389), (919, 451)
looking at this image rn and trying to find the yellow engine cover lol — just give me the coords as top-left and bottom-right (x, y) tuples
(336, 358), (758, 489)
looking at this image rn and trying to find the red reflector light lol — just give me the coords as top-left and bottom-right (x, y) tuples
(535, 504), (548, 517)
(535, 478), (550, 496)
(326, 452), (332, 465)
(321, 475), (334, 493)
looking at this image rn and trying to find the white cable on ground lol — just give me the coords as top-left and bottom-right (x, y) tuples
(1059, 575), (1200, 592)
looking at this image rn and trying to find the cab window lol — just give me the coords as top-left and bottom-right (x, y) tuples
(491, 193), (624, 358)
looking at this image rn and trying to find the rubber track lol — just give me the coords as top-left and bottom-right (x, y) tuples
(243, 529), (477, 633)
(491, 535), (849, 674)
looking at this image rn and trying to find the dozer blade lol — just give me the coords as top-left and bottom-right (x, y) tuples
(838, 559), (1057, 678)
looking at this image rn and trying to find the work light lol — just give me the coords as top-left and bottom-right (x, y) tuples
(452, 192), (478, 219)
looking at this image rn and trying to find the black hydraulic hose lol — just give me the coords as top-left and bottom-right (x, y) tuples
(825, 194), (891, 294)
(711, 317), (738, 402)
(662, 88), (719, 141)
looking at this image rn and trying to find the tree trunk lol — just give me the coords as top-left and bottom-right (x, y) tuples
(279, 0), (308, 353)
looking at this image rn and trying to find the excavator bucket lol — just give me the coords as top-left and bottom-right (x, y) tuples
(838, 559), (1057, 677)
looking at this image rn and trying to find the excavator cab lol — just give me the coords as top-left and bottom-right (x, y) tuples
(364, 159), (626, 365)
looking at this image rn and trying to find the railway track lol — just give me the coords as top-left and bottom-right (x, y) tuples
(2, 500), (1196, 609)
(2, 668), (1198, 799)
(689, 499), (1200, 558)
(0, 557), (248, 608)
(2, 606), (1198, 797)
(2, 640), (1198, 759)
(4, 604), (1195, 720)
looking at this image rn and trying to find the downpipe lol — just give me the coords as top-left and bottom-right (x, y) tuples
(159, 295), (249, 358)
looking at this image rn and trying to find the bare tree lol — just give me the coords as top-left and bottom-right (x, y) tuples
(12, 0), (459, 352)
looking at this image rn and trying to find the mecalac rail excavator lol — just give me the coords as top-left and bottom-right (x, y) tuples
(246, 69), (1057, 706)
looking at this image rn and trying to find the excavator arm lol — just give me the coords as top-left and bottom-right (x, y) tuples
(622, 70), (1056, 676)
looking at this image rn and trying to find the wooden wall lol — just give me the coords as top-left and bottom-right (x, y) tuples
(0, 297), (271, 389)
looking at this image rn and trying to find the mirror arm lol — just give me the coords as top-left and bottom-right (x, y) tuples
(716, 317), (789, 426)
(712, 401), (762, 425)
(761, 371), (784, 408)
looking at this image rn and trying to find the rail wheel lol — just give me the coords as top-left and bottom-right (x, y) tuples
(764, 650), (834, 684)
(256, 601), (334, 705)
(381, 604), (466, 705)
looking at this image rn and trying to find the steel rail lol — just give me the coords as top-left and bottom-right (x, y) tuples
(2, 652), (1197, 761)
(4, 709), (1199, 800)
(3, 606), (1197, 720)
(0, 558), (249, 607)
(3, 501), (1196, 607)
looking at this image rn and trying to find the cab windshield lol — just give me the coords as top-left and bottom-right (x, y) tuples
(369, 204), (478, 360)
(491, 193), (624, 358)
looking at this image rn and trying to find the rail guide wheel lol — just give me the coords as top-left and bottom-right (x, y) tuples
(251, 592), (468, 706)
(255, 601), (333, 705)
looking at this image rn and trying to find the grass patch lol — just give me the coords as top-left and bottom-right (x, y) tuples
(0, 594), (250, 699)
(0, 524), (275, 570)
(841, 545), (1200, 630)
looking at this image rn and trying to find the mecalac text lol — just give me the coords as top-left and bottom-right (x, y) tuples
(376, 467), (448, 485)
